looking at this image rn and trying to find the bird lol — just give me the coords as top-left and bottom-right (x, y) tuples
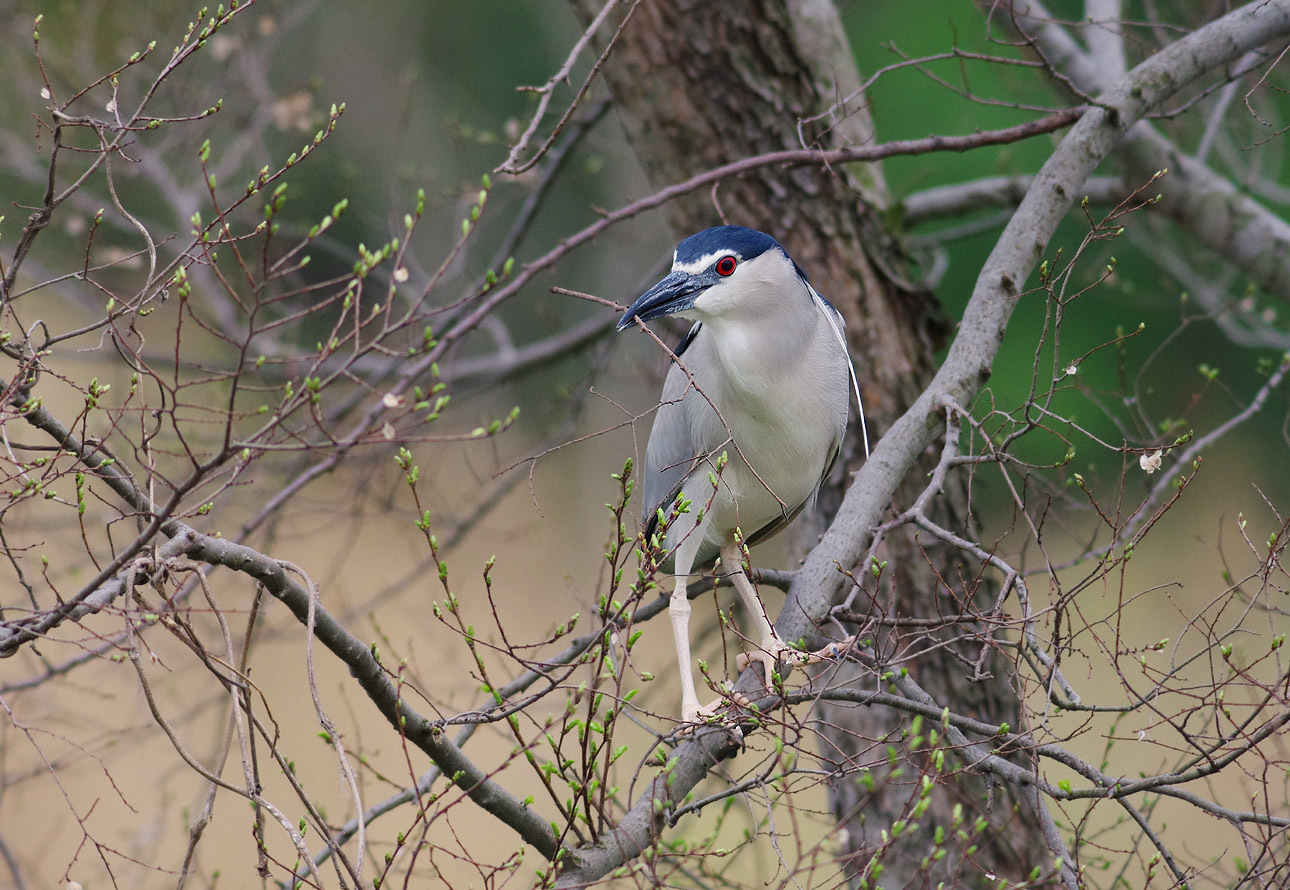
(616, 225), (862, 725)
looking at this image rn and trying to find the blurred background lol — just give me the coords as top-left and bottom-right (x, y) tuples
(1, 1), (1287, 887)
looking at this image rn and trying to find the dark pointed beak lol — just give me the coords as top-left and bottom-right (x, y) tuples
(616, 271), (709, 331)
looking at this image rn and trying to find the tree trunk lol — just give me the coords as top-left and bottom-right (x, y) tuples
(573, 0), (1050, 885)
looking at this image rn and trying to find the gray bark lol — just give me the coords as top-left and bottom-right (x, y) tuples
(557, 0), (1290, 887)
(1006, 0), (1290, 308)
(568, 0), (1040, 886)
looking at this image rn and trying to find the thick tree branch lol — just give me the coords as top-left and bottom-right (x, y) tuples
(785, 0), (1290, 653)
(553, 2), (1290, 884)
(1009, 0), (1290, 305)
(902, 174), (1127, 225)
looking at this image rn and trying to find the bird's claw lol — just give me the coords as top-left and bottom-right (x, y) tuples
(736, 640), (845, 686)
(675, 684), (765, 736)
(681, 699), (722, 724)
(675, 699), (733, 736)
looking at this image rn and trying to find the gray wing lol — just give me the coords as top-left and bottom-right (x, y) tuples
(815, 288), (863, 459)
(640, 324), (723, 559)
(642, 332), (708, 527)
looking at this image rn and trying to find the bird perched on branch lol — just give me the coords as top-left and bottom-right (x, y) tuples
(617, 226), (863, 725)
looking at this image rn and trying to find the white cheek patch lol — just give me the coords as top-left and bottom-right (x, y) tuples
(691, 285), (732, 315)
(686, 251), (787, 315)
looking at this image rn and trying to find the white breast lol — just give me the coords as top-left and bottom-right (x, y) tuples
(669, 294), (849, 555)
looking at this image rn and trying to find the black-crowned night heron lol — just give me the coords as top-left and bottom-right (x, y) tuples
(617, 225), (862, 725)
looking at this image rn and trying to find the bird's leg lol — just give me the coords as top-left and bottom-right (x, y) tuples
(669, 537), (725, 726)
(721, 539), (810, 688)
(668, 575), (722, 725)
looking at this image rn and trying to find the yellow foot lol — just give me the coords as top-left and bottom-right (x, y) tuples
(680, 698), (723, 725)
(675, 698), (733, 736)
(736, 639), (846, 686)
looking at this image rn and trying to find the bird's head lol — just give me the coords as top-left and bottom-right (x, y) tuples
(616, 226), (806, 331)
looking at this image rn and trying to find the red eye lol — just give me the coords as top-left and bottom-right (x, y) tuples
(715, 255), (737, 277)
